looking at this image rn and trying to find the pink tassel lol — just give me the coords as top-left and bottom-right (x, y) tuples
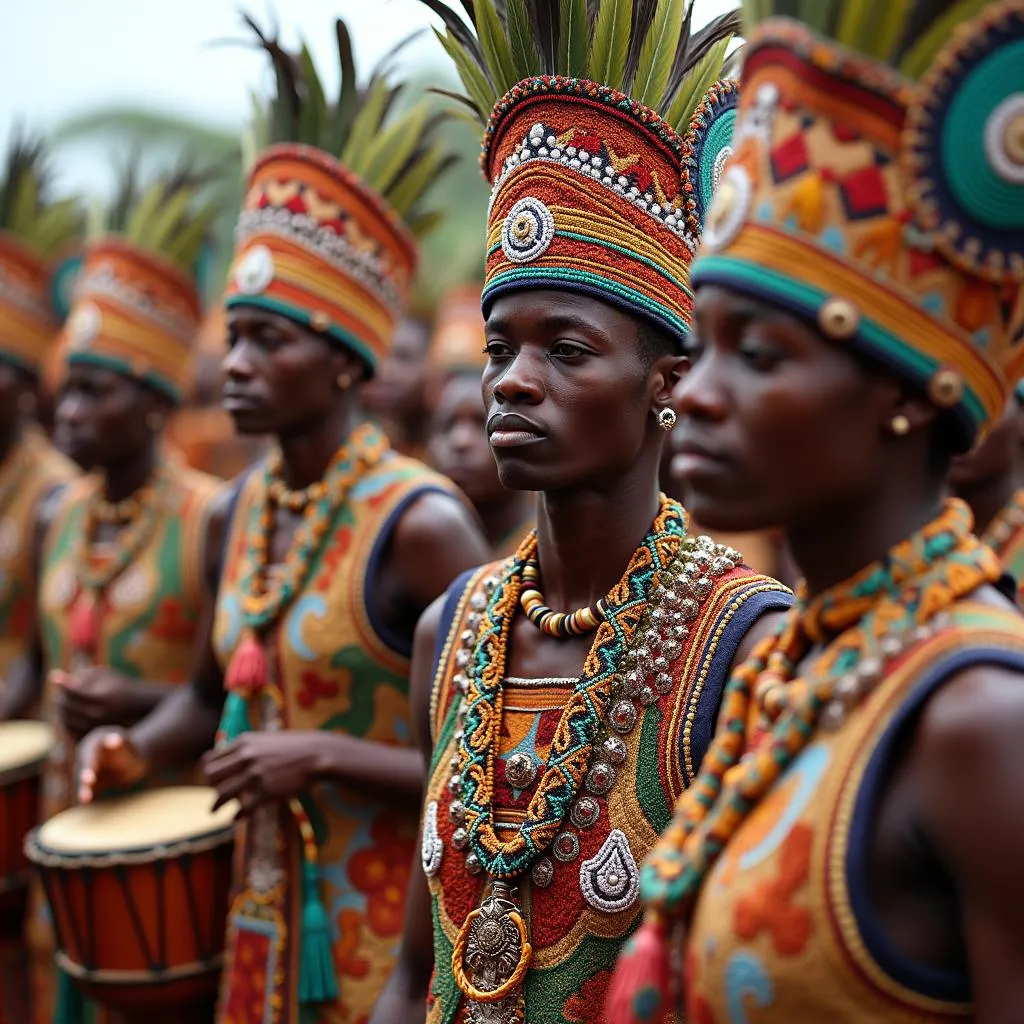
(604, 915), (671, 1024)
(69, 592), (99, 654)
(225, 631), (268, 698)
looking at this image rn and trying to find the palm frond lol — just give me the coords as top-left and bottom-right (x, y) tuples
(418, 0), (738, 133)
(0, 129), (85, 257)
(242, 11), (454, 237)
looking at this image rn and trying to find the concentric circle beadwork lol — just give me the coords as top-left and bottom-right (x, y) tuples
(903, 4), (1024, 280)
(500, 196), (555, 264)
(701, 163), (752, 254)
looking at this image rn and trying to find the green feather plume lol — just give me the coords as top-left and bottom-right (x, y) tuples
(0, 130), (84, 258)
(740, 0), (995, 77)
(239, 13), (454, 235)
(418, 0), (741, 135)
(101, 153), (222, 273)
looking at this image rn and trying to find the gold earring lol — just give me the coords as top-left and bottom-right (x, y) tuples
(336, 373), (352, 390)
(889, 414), (910, 436)
(146, 411), (164, 432)
(657, 407), (677, 431)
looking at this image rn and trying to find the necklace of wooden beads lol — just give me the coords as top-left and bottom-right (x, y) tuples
(519, 555), (606, 636)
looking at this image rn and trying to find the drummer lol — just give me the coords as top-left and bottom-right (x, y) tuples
(0, 164), (225, 1024)
(0, 134), (81, 715)
(77, 20), (488, 1024)
(426, 284), (534, 559)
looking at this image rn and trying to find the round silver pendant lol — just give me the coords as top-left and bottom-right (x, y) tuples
(465, 852), (483, 875)
(552, 831), (581, 863)
(585, 761), (616, 796)
(609, 700), (638, 734)
(571, 796), (601, 829)
(602, 736), (628, 765)
(504, 751), (539, 790)
(532, 857), (555, 888)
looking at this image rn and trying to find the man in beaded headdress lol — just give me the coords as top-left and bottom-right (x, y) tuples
(426, 283), (535, 559)
(608, 1), (1024, 1021)
(76, 16), (490, 1024)
(370, 4), (793, 1023)
(0, 155), (226, 1024)
(0, 129), (81, 1024)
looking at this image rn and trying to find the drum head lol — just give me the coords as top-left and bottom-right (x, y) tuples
(37, 787), (239, 855)
(0, 721), (55, 773)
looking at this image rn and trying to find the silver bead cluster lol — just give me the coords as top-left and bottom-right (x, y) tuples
(488, 122), (699, 253)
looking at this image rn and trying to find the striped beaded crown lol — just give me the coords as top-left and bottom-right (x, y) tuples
(223, 15), (454, 376)
(691, 0), (1024, 448)
(0, 133), (84, 375)
(421, 0), (741, 347)
(60, 163), (218, 402)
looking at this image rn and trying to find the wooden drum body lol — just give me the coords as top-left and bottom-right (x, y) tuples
(24, 787), (238, 1011)
(0, 721), (54, 922)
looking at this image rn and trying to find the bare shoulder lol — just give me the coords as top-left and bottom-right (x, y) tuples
(910, 662), (1024, 863)
(391, 489), (490, 568)
(732, 607), (788, 669)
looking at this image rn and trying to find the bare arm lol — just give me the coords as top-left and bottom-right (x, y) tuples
(369, 595), (447, 1024)
(729, 607), (788, 671)
(911, 665), (1024, 1023)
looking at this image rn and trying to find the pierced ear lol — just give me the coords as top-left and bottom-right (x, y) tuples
(330, 347), (367, 386)
(883, 385), (939, 438)
(652, 354), (688, 406)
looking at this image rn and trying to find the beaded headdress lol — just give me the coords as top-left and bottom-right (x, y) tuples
(0, 132), (84, 376)
(223, 15), (455, 376)
(691, 0), (1024, 448)
(60, 159), (219, 402)
(428, 283), (488, 376)
(420, 0), (742, 346)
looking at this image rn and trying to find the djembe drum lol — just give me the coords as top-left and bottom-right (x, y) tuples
(25, 786), (237, 1021)
(0, 720), (54, 920)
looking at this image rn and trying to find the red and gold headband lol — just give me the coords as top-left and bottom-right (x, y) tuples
(223, 144), (418, 377)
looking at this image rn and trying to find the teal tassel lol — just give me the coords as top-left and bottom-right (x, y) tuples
(297, 859), (338, 1005)
(53, 967), (88, 1024)
(218, 690), (252, 743)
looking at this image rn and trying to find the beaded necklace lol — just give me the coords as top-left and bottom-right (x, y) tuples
(519, 555), (606, 636)
(980, 487), (1024, 560)
(608, 499), (1002, 1023)
(68, 464), (171, 658)
(222, 421), (387, 710)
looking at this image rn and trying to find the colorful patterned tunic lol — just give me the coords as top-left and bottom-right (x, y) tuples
(682, 602), (1024, 1023)
(0, 429), (77, 683)
(212, 451), (460, 1024)
(30, 456), (221, 1024)
(423, 553), (791, 1024)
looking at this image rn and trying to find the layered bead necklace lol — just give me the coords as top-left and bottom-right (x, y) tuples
(220, 421), (387, 733)
(68, 464), (171, 658)
(447, 495), (745, 1019)
(980, 488), (1024, 560)
(608, 499), (1002, 1023)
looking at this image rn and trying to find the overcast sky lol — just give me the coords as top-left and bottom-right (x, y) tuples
(2, 0), (738, 192)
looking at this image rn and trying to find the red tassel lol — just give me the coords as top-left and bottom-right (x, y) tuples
(69, 591), (100, 654)
(225, 631), (268, 698)
(604, 915), (671, 1024)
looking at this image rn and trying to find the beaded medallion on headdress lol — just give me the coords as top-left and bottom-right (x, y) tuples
(692, 2), (1024, 446)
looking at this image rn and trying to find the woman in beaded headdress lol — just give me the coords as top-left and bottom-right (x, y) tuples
(76, 15), (489, 1024)
(607, 1), (1024, 1021)
(0, 128), (81, 1024)
(948, 379), (1024, 599)
(1, 155), (226, 1024)
(426, 283), (535, 559)
(370, 4), (793, 1023)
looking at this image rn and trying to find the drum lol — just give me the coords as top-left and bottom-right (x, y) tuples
(0, 720), (54, 918)
(24, 786), (238, 1012)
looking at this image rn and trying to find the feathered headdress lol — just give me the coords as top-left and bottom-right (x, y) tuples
(688, 0), (1024, 448)
(223, 14), (456, 375)
(0, 131), (85, 374)
(60, 157), (220, 401)
(419, 0), (742, 344)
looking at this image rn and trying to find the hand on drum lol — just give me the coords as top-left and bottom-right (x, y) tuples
(203, 731), (326, 815)
(52, 667), (149, 737)
(76, 727), (147, 804)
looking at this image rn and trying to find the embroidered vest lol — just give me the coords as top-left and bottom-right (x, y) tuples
(423, 561), (792, 1024)
(683, 601), (1024, 1023)
(37, 458), (220, 815)
(212, 453), (460, 1024)
(0, 429), (76, 681)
